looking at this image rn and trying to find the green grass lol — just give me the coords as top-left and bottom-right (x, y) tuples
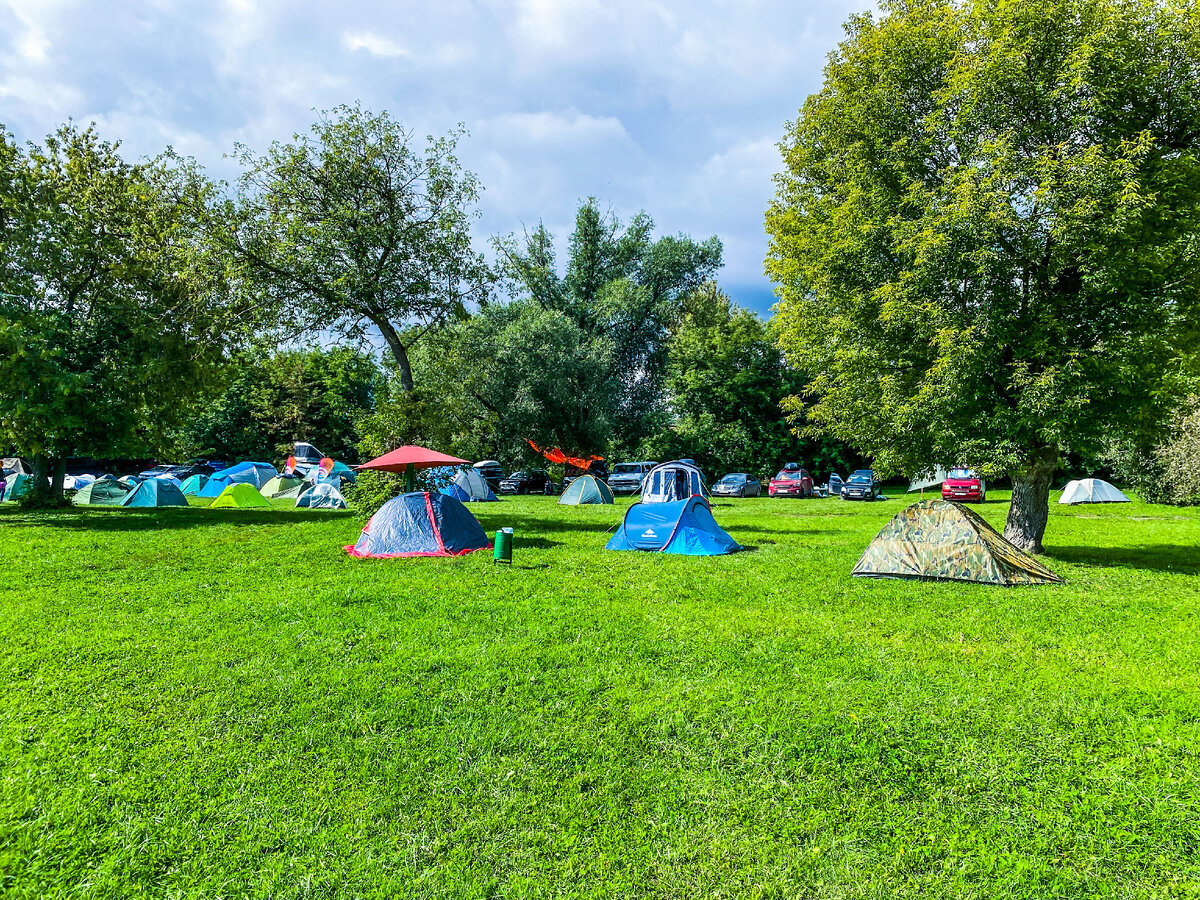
(1, 491), (1198, 898)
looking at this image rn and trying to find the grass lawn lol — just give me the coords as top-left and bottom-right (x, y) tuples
(1, 490), (1198, 898)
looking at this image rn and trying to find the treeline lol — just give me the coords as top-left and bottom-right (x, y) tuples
(0, 110), (852, 506)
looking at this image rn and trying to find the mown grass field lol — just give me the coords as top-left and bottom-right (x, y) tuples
(1, 490), (1198, 898)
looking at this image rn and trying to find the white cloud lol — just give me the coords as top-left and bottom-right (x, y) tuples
(343, 30), (409, 58)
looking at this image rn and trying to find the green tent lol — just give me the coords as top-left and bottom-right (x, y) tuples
(209, 483), (272, 509)
(275, 483), (307, 500)
(261, 475), (305, 498)
(74, 477), (132, 506)
(122, 479), (189, 508)
(7, 473), (34, 500)
(852, 499), (1063, 586)
(558, 474), (614, 505)
(180, 474), (209, 496)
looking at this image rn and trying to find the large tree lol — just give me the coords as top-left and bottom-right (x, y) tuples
(494, 199), (723, 454)
(232, 105), (491, 393)
(0, 125), (245, 504)
(766, 0), (1200, 551)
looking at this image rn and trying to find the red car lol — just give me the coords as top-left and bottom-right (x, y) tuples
(942, 467), (987, 502)
(769, 466), (814, 498)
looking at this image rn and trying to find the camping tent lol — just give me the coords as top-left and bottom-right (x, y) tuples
(74, 477), (132, 506)
(122, 478), (189, 508)
(559, 474), (614, 505)
(275, 483), (308, 500)
(198, 461), (277, 498)
(179, 474), (209, 495)
(153, 474), (184, 489)
(640, 460), (707, 503)
(346, 491), (491, 558)
(2, 458), (29, 477)
(908, 466), (949, 492)
(852, 499), (1063, 585)
(6, 473), (39, 500)
(1059, 479), (1130, 505)
(606, 496), (740, 555)
(64, 474), (96, 491)
(209, 483), (272, 509)
(261, 475), (306, 497)
(295, 483), (349, 510)
(118, 475), (143, 487)
(441, 468), (498, 502)
(305, 460), (357, 486)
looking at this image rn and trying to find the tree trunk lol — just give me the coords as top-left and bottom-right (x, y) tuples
(26, 454), (59, 507)
(51, 458), (67, 497)
(376, 319), (414, 393)
(1003, 448), (1058, 553)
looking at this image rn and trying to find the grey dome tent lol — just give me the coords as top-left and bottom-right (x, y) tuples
(559, 474), (614, 505)
(442, 467), (498, 502)
(74, 477), (133, 506)
(1059, 479), (1130, 505)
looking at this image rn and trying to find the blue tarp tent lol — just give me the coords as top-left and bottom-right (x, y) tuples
(346, 491), (491, 558)
(198, 461), (277, 497)
(606, 496), (741, 556)
(440, 468), (497, 502)
(122, 478), (189, 507)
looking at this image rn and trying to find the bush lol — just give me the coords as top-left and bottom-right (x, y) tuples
(1106, 397), (1200, 506)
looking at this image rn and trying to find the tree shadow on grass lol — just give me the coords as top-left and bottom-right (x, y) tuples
(1044, 544), (1200, 576)
(473, 512), (622, 536)
(0, 506), (353, 532)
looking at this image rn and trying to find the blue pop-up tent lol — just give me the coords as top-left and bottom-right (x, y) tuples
(346, 492), (491, 558)
(606, 496), (740, 555)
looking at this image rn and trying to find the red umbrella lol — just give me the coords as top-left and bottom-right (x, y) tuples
(357, 445), (468, 492)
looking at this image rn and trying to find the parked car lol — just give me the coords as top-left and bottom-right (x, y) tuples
(473, 460), (505, 491)
(712, 473), (762, 498)
(941, 466), (986, 502)
(841, 469), (879, 501)
(769, 466), (814, 498)
(499, 469), (554, 495)
(607, 461), (657, 494)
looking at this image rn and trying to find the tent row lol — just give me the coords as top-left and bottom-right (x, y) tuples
(69, 475), (347, 510)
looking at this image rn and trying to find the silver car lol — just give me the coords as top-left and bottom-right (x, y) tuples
(607, 461), (657, 495)
(711, 473), (762, 498)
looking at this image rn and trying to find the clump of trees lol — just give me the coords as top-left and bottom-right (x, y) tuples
(0, 125), (253, 505)
(766, 0), (1200, 551)
(1107, 398), (1200, 506)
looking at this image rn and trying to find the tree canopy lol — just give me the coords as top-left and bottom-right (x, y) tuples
(0, 124), (246, 503)
(231, 105), (491, 393)
(766, 0), (1200, 550)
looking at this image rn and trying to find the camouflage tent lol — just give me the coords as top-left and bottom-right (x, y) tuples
(853, 500), (1063, 586)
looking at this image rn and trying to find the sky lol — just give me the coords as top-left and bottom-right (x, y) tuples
(0, 0), (870, 315)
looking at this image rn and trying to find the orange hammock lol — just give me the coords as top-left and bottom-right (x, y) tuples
(528, 440), (604, 471)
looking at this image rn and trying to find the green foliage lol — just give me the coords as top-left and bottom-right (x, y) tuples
(231, 105), (491, 392)
(1106, 396), (1200, 505)
(186, 347), (382, 464)
(0, 124), (247, 502)
(645, 283), (854, 479)
(766, 0), (1200, 547)
(490, 199), (723, 453)
(2, 495), (1199, 895)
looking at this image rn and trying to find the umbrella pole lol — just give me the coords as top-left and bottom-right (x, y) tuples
(406, 464), (415, 493)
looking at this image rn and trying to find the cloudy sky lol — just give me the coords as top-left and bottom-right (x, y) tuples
(1, 0), (869, 314)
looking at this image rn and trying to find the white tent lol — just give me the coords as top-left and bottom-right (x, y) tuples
(154, 474), (184, 488)
(295, 483), (349, 510)
(908, 466), (949, 492)
(1059, 478), (1130, 505)
(449, 467), (497, 501)
(641, 460), (707, 503)
(64, 473), (97, 491)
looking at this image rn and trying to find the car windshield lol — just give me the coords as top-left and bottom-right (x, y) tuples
(719, 475), (747, 484)
(948, 467), (973, 479)
(775, 471), (802, 481)
(848, 473), (872, 484)
(612, 465), (641, 475)
(507, 471), (528, 478)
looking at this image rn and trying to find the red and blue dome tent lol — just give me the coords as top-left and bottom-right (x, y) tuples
(346, 492), (492, 558)
(606, 496), (741, 556)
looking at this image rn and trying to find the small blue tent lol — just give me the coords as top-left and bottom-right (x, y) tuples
(179, 474), (209, 495)
(198, 461), (277, 498)
(122, 478), (189, 508)
(346, 492), (491, 558)
(606, 496), (740, 556)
